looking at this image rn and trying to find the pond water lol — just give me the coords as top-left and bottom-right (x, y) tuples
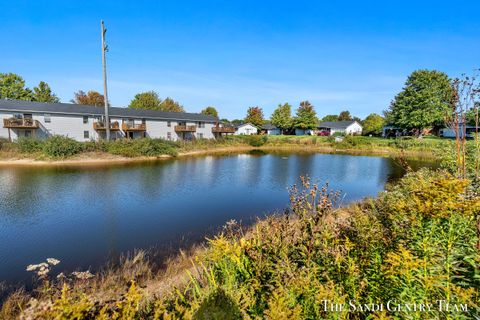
(0, 151), (436, 285)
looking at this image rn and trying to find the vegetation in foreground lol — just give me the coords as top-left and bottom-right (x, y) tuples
(1, 168), (479, 319)
(0, 135), (459, 160)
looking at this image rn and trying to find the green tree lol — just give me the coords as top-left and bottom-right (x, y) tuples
(270, 103), (292, 133)
(201, 106), (219, 118)
(338, 110), (353, 121)
(362, 113), (385, 136)
(159, 97), (184, 112)
(33, 81), (59, 103)
(231, 119), (242, 126)
(72, 90), (105, 106)
(294, 101), (318, 130)
(244, 106), (264, 127)
(0, 73), (33, 100)
(321, 114), (338, 122)
(128, 91), (162, 110)
(386, 69), (455, 133)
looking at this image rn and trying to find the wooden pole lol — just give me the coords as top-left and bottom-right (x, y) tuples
(101, 20), (110, 141)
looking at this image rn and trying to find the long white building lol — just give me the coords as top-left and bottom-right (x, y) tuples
(0, 99), (235, 141)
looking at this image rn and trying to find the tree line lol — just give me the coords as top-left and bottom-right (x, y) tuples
(1, 69), (476, 137)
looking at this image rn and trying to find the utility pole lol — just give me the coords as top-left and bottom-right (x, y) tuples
(101, 20), (110, 140)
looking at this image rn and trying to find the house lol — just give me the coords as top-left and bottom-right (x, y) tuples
(260, 124), (281, 135)
(234, 123), (258, 135)
(294, 128), (315, 136)
(317, 121), (363, 136)
(440, 124), (479, 139)
(0, 99), (217, 141)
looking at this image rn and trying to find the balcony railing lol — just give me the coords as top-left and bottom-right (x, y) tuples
(174, 125), (197, 132)
(3, 118), (40, 129)
(122, 123), (146, 131)
(93, 121), (120, 131)
(212, 126), (235, 133)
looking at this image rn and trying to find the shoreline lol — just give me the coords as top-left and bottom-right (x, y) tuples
(0, 145), (436, 167)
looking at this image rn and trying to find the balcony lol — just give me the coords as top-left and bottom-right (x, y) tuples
(174, 125), (197, 132)
(93, 121), (120, 131)
(3, 118), (40, 129)
(122, 122), (146, 131)
(212, 126), (235, 133)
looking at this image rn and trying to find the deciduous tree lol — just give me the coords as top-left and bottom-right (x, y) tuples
(270, 103), (292, 133)
(294, 101), (318, 130)
(338, 110), (353, 121)
(0, 73), (33, 100)
(72, 90), (105, 106)
(321, 114), (338, 122)
(33, 81), (59, 103)
(159, 97), (184, 112)
(244, 106), (264, 127)
(128, 91), (162, 110)
(201, 106), (219, 118)
(362, 113), (385, 136)
(386, 69), (455, 134)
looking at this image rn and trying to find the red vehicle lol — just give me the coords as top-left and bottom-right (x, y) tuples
(317, 130), (330, 136)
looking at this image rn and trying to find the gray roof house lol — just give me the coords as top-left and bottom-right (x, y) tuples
(0, 99), (218, 142)
(317, 120), (363, 135)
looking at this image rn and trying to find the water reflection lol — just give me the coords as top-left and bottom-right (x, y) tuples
(0, 152), (437, 285)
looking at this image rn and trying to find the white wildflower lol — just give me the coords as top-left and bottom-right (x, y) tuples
(46, 258), (60, 266)
(71, 271), (94, 280)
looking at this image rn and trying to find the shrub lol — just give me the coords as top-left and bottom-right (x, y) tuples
(246, 135), (267, 147)
(42, 135), (82, 158)
(107, 138), (178, 157)
(0, 138), (16, 152)
(17, 137), (43, 153)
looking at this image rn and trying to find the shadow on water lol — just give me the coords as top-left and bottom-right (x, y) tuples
(0, 151), (438, 289)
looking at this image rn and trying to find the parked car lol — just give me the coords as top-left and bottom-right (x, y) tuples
(317, 130), (330, 136)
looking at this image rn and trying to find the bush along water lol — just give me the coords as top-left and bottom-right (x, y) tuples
(4, 168), (479, 319)
(106, 138), (178, 157)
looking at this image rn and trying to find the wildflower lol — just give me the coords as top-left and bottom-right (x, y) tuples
(72, 271), (94, 280)
(56, 272), (66, 279)
(46, 258), (60, 265)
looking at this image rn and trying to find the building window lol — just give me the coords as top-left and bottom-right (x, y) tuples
(44, 114), (51, 123)
(84, 131), (89, 139)
(167, 132), (172, 140)
(167, 121), (171, 127)
(198, 122), (204, 128)
(83, 116), (89, 124)
(142, 118), (146, 124)
(198, 133), (204, 139)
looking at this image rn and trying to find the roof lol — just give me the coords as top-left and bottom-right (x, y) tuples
(0, 99), (217, 122)
(318, 121), (359, 129)
(235, 123), (256, 129)
(261, 124), (278, 130)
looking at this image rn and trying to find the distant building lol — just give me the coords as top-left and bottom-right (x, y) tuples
(261, 124), (281, 135)
(235, 123), (258, 135)
(294, 128), (315, 136)
(0, 99), (217, 141)
(317, 121), (363, 136)
(440, 124), (479, 139)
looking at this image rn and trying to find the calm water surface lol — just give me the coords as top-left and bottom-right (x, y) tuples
(0, 151), (435, 285)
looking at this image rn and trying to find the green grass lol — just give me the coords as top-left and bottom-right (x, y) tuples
(0, 135), (459, 161)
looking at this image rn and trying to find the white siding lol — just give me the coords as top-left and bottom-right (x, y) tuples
(345, 122), (363, 135)
(235, 124), (257, 135)
(0, 111), (217, 142)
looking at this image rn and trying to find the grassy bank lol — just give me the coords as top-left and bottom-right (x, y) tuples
(2, 168), (479, 319)
(0, 135), (456, 164)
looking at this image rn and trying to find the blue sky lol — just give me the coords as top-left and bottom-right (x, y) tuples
(1, 1), (479, 120)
